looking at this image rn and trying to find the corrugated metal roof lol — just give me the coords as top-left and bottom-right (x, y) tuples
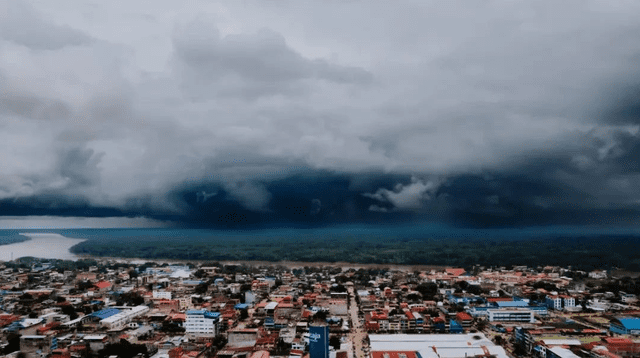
(496, 301), (529, 307)
(617, 317), (640, 330)
(91, 308), (121, 319)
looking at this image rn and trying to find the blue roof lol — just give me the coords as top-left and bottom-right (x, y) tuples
(91, 308), (120, 319)
(496, 301), (529, 308)
(617, 317), (640, 330)
(186, 310), (220, 319)
(449, 319), (463, 332)
(235, 303), (249, 310)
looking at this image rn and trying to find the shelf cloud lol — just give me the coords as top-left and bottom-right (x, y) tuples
(2, 0), (640, 229)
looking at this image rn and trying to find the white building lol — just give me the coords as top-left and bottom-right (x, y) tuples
(487, 309), (535, 323)
(153, 290), (172, 300)
(563, 296), (575, 309)
(100, 305), (150, 330)
(184, 310), (219, 336)
(546, 296), (563, 310)
(368, 333), (509, 358)
(589, 270), (607, 279)
(620, 292), (638, 304)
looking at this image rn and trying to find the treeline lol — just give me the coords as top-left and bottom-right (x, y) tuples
(68, 233), (640, 271)
(0, 231), (30, 245)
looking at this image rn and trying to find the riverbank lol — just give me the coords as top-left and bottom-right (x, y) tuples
(0, 233), (87, 261)
(73, 254), (448, 271)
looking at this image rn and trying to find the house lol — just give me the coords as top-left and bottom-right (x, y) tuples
(589, 270), (607, 279)
(455, 312), (473, 329)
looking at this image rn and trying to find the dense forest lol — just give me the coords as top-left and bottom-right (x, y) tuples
(61, 230), (640, 271)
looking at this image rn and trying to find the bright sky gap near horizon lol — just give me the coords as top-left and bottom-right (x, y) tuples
(2, 1), (640, 230)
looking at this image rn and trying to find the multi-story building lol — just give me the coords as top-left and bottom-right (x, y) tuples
(184, 310), (219, 336)
(153, 290), (172, 300)
(487, 309), (535, 323)
(100, 305), (150, 330)
(562, 296), (575, 309)
(546, 296), (563, 310)
(546, 295), (574, 311)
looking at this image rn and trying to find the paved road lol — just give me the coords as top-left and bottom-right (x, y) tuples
(348, 287), (369, 358)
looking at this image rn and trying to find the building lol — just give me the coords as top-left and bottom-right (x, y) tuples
(589, 270), (607, 279)
(469, 301), (546, 322)
(620, 292), (638, 304)
(562, 296), (575, 309)
(368, 333), (509, 358)
(487, 309), (535, 323)
(184, 310), (220, 336)
(546, 347), (580, 358)
(546, 296), (563, 310)
(153, 290), (172, 300)
(100, 305), (149, 330)
(610, 317), (640, 335)
(228, 328), (261, 347)
(455, 312), (473, 329)
(20, 335), (56, 358)
(83, 335), (108, 352)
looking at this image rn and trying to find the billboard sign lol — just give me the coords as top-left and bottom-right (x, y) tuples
(309, 325), (329, 358)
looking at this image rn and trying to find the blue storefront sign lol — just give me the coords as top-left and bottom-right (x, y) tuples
(309, 325), (329, 358)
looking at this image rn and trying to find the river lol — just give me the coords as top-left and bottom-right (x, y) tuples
(0, 233), (86, 261)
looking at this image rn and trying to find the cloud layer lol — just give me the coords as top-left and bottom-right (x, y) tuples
(2, 0), (640, 228)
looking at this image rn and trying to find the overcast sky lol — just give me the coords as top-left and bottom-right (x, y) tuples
(2, 0), (640, 229)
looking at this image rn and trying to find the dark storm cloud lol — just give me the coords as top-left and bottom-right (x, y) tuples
(3, 0), (640, 229)
(166, 171), (416, 228)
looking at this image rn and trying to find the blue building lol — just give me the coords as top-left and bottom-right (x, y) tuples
(610, 317), (640, 335)
(449, 319), (464, 333)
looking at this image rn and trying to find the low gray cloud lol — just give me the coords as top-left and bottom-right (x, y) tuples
(173, 16), (373, 100)
(364, 177), (440, 211)
(0, 0), (92, 50)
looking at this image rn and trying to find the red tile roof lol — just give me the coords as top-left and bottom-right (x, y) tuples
(94, 281), (112, 289)
(456, 312), (473, 321)
(445, 268), (466, 276)
(487, 297), (513, 302)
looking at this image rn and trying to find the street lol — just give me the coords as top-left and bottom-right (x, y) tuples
(347, 286), (369, 358)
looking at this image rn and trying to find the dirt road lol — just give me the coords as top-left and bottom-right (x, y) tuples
(348, 286), (369, 358)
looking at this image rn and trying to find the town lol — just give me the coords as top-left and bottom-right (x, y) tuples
(1, 258), (639, 358)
